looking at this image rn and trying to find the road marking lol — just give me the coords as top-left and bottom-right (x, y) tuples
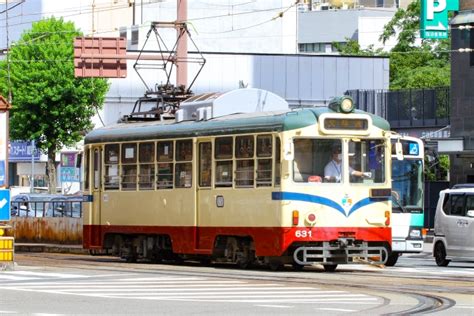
(256, 305), (292, 309)
(0, 311), (17, 314)
(318, 308), (356, 312)
(2, 271), (87, 279)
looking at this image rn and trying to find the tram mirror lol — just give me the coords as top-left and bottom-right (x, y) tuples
(284, 141), (294, 161)
(395, 142), (403, 161)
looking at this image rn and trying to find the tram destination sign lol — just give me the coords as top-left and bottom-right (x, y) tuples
(421, 0), (459, 39)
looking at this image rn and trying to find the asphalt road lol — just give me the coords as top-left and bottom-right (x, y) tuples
(0, 246), (473, 316)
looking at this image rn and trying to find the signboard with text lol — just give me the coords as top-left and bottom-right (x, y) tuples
(9, 141), (41, 161)
(421, 0), (459, 39)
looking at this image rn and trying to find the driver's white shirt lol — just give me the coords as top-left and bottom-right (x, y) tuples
(324, 160), (342, 180)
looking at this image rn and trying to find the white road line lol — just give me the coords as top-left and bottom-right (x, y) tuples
(95, 294), (371, 299)
(134, 297), (380, 303)
(0, 275), (41, 281)
(454, 305), (474, 309)
(0, 311), (17, 314)
(2, 271), (87, 278)
(43, 290), (348, 295)
(3, 280), (250, 287)
(10, 286), (317, 291)
(318, 308), (356, 312)
(116, 277), (204, 281)
(255, 305), (292, 309)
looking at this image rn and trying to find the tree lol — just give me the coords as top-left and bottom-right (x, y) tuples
(380, 0), (451, 89)
(0, 17), (109, 193)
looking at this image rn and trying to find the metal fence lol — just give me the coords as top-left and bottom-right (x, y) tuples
(10, 200), (83, 218)
(346, 87), (450, 128)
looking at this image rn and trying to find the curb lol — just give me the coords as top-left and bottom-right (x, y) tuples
(15, 244), (89, 255)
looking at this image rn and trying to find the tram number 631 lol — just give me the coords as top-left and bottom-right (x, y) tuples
(295, 230), (313, 238)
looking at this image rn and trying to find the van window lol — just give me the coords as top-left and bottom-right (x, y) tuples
(464, 195), (474, 216)
(444, 194), (465, 216)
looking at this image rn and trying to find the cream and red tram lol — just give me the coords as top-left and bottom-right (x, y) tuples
(83, 89), (392, 271)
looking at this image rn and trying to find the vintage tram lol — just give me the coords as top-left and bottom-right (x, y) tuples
(82, 88), (392, 271)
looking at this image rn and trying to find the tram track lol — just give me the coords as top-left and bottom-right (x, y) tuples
(14, 253), (469, 314)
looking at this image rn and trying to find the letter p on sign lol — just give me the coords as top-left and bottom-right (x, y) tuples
(427, 0), (446, 20)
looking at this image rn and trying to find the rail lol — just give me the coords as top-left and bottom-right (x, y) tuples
(10, 200), (83, 218)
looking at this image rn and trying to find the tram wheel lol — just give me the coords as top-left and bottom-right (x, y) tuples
(268, 260), (283, 271)
(323, 264), (338, 272)
(434, 242), (450, 267)
(292, 262), (304, 271)
(385, 252), (399, 267)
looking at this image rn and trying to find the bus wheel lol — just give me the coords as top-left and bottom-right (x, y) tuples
(323, 264), (338, 272)
(434, 242), (450, 267)
(385, 252), (399, 267)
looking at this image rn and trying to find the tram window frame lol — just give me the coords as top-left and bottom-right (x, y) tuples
(121, 143), (138, 191)
(84, 149), (90, 190)
(104, 144), (120, 190)
(275, 137), (281, 186)
(235, 135), (255, 188)
(157, 140), (174, 190)
(199, 142), (212, 187)
(175, 139), (193, 188)
(138, 142), (155, 190)
(256, 135), (273, 187)
(215, 137), (234, 188)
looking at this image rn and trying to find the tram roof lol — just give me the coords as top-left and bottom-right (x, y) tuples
(84, 107), (390, 144)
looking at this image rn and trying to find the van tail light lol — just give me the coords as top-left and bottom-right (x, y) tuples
(384, 210), (390, 226)
(292, 210), (299, 226)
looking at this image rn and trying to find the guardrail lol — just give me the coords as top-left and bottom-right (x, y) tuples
(10, 200), (83, 218)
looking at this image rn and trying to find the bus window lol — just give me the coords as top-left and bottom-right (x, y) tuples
(157, 141), (174, 189)
(236, 136), (254, 187)
(275, 137), (281, 186)
(121, 143), (137, 190)
(175, 140), (192, 188)
(139, 142), (155, 190)
(215, 137), (233, 187)
(104, 144), (119, 190)
(257, 135), (272, 187)
(199, 142), (212, 187)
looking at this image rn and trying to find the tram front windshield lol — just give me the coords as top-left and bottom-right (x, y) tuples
(293, 138), (385, 184)
(392, 159), (423, 211)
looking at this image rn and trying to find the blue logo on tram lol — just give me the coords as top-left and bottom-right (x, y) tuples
(409, 143), (419, 155)
(272, 192), (389, 218)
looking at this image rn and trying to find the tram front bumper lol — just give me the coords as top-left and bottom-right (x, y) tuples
(293, 238), (388, 265)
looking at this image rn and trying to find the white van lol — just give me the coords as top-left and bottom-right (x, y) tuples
(433, 185), (474, 266)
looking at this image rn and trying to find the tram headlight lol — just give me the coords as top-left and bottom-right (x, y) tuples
(328, 96), (355, 113)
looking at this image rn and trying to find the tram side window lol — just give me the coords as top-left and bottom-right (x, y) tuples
(199, 142), (212, 187)
(275, 137), (281, 186)
(175, 139), (193, 188)
(215, 137), (233, 187)
(121, 143), (137, 190)
(157, 141), (174, 189)
(256, 135), (272, 187)
(235, 136), (254, 188)
(84, 149), (89, 190)
(104, 144), (120, 190)
(139, 142), (155, 190)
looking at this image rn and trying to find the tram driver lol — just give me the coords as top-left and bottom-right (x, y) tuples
(324, 145), (371, 182)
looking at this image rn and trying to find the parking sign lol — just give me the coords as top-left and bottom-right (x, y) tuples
(0, 189), (10, 221)
(421, 0), (459, 39)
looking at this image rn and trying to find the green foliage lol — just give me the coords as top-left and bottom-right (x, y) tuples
(0, 17), (109, 154)
(425, 154), (450, 181)
(333, 40), (386, 56)
(379, 0), (451, 90)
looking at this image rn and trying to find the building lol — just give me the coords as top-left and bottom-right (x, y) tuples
(444, 1), (474, 184)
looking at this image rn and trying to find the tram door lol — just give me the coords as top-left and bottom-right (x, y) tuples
(90, 146), (102, 247)
(196, 140), (213, 251)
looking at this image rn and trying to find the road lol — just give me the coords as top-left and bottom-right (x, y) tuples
(0, 249), (473, 315)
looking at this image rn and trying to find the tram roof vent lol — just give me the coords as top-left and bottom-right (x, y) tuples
(175, 88), (289, 122)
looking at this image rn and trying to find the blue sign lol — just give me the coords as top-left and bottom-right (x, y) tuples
(60, 167), (80, 182)
(0, 189), (11, 221)
(409, 143), (419, 156)
(9, 141), (40, 161)
(421, 0), (459, 39)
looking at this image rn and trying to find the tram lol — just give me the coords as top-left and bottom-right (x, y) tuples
(82, 88), (392, 271)
(388, 135), (424, 266)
